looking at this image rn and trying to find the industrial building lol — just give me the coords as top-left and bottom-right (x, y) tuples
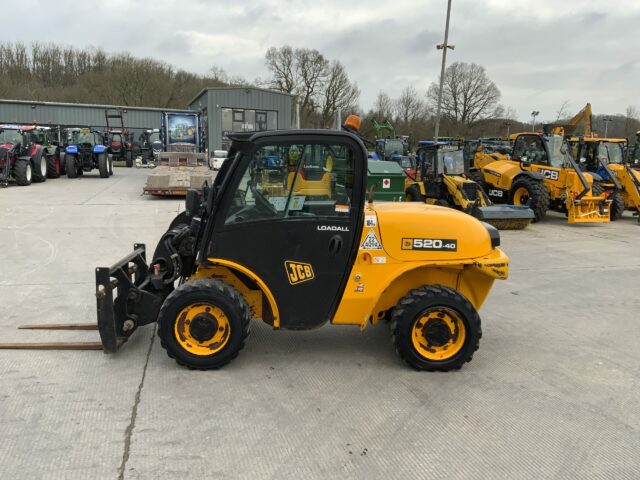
(187, 87), (293, 152)
(0, 87), (293, 154)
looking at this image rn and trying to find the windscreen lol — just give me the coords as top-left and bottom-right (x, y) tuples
(599, 142), (625, 165)
(439, 149), (465, 175)
(0, 129), (21, 145)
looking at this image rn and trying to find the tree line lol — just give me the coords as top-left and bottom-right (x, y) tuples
(0, 42), (226, 108)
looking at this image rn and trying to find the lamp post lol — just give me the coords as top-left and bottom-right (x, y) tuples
(433, 0), (454, 142)
(603, 117), (612, 137)
(531, 110), (540, 131)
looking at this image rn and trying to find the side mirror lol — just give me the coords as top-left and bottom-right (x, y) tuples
(185, 188), (201, 217)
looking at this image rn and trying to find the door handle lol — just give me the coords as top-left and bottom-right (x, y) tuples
(328, 235), (343, 256)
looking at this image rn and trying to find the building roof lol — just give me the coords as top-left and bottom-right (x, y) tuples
(187, 86), (293, 108)
(0, 98), (193, 113)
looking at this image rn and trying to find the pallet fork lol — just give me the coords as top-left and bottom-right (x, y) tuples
(0, 244), (153, 351)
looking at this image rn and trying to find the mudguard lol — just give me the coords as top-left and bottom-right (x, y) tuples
(516, 170), (545, 181)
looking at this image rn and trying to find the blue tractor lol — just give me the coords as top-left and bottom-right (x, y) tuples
(63, 128), (112, 179)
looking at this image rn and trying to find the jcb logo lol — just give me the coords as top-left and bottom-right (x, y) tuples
(539, 169), (559, 181)
(488, 189), (503, 198)
(285, 261), (315, 285)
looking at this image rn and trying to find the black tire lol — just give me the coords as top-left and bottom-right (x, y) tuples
(98, 153), (109, 178)
(46, 154), (60, 178)
(510, 176), (549, 222)
(158, 278), (251, 370)
(14, 159), (32, 186)
(405, 183), (426, 202)
(609, 192), (625, 221)
(66, 155), (78, 178)
(467, 169), (484, 187)
(31, 155), (48, 183)
(391, 285), (481, 371)
(108, 156), (114, 176)
(59, 152), (66, 175)
(125, 151), (133, 168)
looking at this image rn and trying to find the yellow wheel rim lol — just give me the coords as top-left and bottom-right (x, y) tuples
(513, 187), (530, 206)
(174, 303), (231, 356)
(411, 307), (466, 361)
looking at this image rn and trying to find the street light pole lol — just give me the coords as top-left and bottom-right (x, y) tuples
(603, 117), (612, 137)
(531, 110), (540, 131)
(433, 0), (454, 142)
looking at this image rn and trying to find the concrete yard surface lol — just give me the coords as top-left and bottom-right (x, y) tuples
(1, 168), (639, 479)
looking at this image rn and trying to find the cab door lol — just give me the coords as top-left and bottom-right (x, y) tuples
(208, 133), (366, 329)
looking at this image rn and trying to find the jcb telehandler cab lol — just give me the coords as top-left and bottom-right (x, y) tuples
(569, 137), (640, 221)
(476, 128), (611, 223)
(2, 117), (509, 372)
(405, 142), (533, 230)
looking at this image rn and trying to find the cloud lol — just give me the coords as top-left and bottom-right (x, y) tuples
(1, 0), (638, 121)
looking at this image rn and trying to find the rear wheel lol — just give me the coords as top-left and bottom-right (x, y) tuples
(125, 151), (133, 168)
(46, 154), (60, 178)
(158, 279), (251, 370)
(98, 153), (109, 178)
(510, 177), (549, 222)
(32, 155), (48, 183)
(391, 285), (481, 371)
(405, 184), (425, 202)
(66, 155), (78, 178)
(609, 191), (625, 220)
(108, 156), (113, 176)
(14, 159), (32, 186)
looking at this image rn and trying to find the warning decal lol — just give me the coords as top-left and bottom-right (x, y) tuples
(382, 178), (391, 189)
(360, 230), (383, 250)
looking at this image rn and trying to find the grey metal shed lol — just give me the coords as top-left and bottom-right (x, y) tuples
(188, 87), (293, 152)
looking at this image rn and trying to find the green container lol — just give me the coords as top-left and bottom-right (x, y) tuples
(367, 160), (406, 201)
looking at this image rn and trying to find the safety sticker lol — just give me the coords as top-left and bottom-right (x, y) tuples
(373, 256), (387, 264)
(360, 230), (383, 250)
(355, 283), (365, 293)
(365, 215), (377, 227)
(382, 178), (391, 189)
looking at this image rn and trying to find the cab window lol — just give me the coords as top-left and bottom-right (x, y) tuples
(224, 142), (355, 225)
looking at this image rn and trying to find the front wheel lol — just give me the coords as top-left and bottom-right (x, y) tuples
(391, 285), (481, 371)
(66, 155), (78, 178)
(125, 151), (133, 168)
(14, 159), (32, 186)
(32, 155), (48, 183)
(510, 177), (549, 222)
(157, 279), (251, 370)
(46, 155), (60, 178)
(98, 153), (109, 178)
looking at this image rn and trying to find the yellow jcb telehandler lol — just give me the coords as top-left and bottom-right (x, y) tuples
(472, 126), (611, 223)
(0, 116), (509, 372)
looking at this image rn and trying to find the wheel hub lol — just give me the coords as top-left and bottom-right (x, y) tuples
(188, 314), (218, 342)
(422, 318), (453, 347)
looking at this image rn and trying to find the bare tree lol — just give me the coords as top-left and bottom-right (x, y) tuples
(295, 49), (329, 124)
(264, 46), (297, 94)
(318, 60), (359, 128)
(624, 105), (639, 138)
(426, 62), (501, 127)
(394, 86), (426, 128)
(374, 92), (395, 121)
(555, 100), (570, 121)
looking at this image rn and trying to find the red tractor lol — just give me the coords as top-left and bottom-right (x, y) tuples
(103, 109), (134, 167)
(0, 124), (60, 186)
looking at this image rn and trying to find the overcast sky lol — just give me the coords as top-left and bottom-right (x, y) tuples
(3, 0), (639, 121)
